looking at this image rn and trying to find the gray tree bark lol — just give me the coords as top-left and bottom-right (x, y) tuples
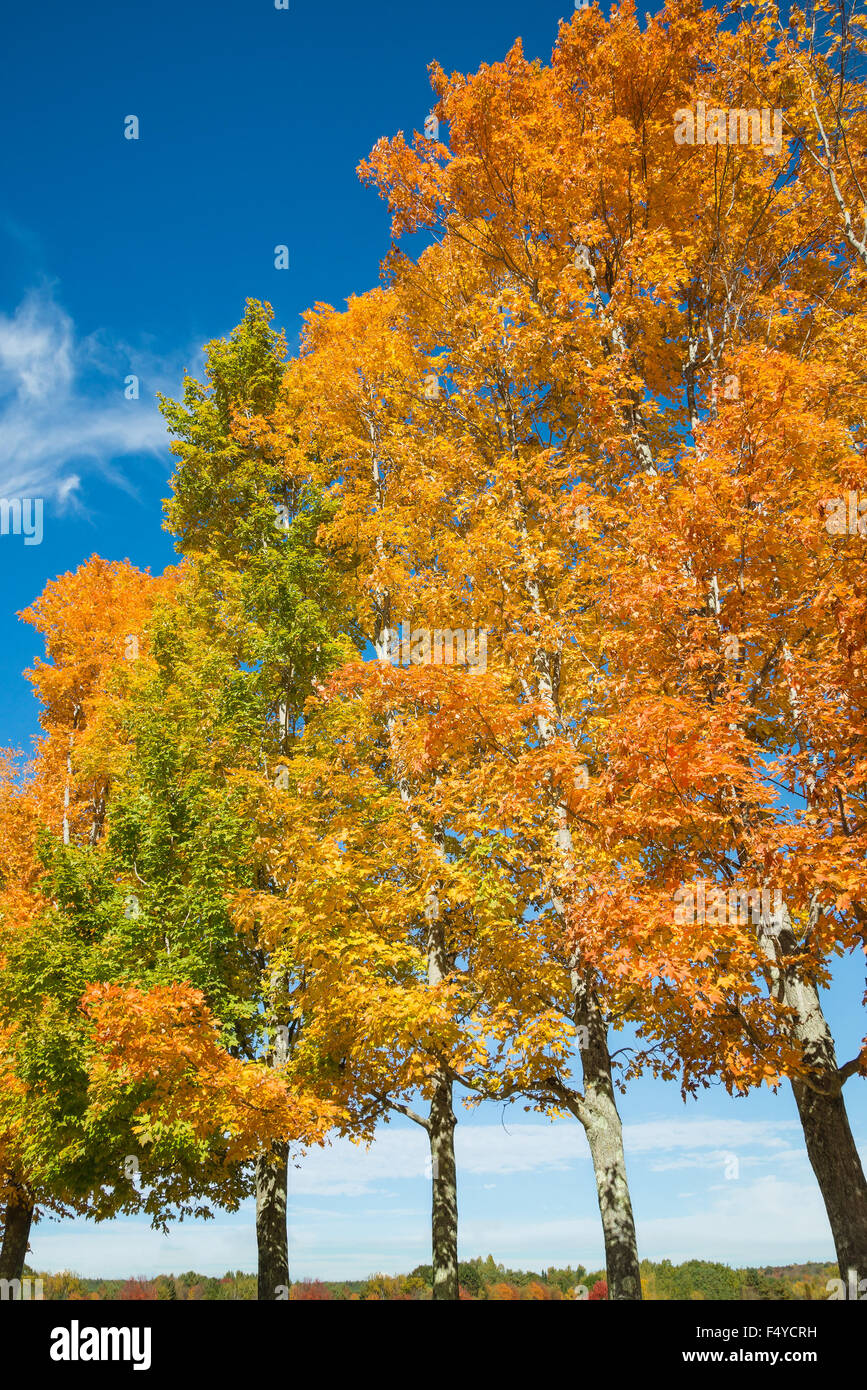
(506, 417), (643, 1298)
(574, 980), (642, 1300)
(256, 1141), (290, 1301)
(429, 1073), (459, 1300)
(525, 612), (643, 1299)
(761, 908), (867, 1284)
(792, 1076), (867, 1284)
(0, 1195), (34, 1284)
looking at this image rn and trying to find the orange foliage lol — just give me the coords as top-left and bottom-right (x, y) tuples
(83, 983), (335, 1162)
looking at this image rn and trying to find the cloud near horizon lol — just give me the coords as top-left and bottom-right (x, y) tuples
(27, 1116), (843, 1279)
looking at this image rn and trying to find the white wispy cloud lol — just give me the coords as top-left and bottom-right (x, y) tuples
(27, 1117), (839, 1279)
(0, 286), (191, 504)
(30, 1216), (258, 1283)
(281, 1117), (805, 1197)
(623, 1117), (801, 1154)
(447, 1175), (834, 1275)
(284, 1121), (586, 1198)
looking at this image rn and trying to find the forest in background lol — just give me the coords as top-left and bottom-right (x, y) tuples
(21, 1258), (835, 1301)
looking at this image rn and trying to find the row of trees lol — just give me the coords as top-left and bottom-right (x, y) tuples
(26, 1257), (825, 1300)
(1, 0), (866, 1299)
(20, 1260), (604, 1301)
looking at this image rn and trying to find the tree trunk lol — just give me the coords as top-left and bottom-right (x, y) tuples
(256, 1141), (289, 1301)
(763, 911), (867, 1283)
(518, 540), (642, 1299)
(575, 979), (643, 1300)
(0, 1196), (34, 1283)
(429, 1072), (459, 1300)
(791, 1076), (867, 1284)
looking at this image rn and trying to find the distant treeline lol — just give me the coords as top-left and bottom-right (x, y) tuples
(23, 1258), (837, 1301)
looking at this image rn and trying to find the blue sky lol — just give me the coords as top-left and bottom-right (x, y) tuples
(1, 0), (863, 1280)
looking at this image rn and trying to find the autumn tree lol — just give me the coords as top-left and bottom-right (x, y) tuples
(1, 559), (171, 1280)
(224, 287), (598, 1301)
(581, 343), (867, 1281)
(2, 545), (326, 1288)
(145, 299), (350, 1296)
(352, 0), (867, 1286)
